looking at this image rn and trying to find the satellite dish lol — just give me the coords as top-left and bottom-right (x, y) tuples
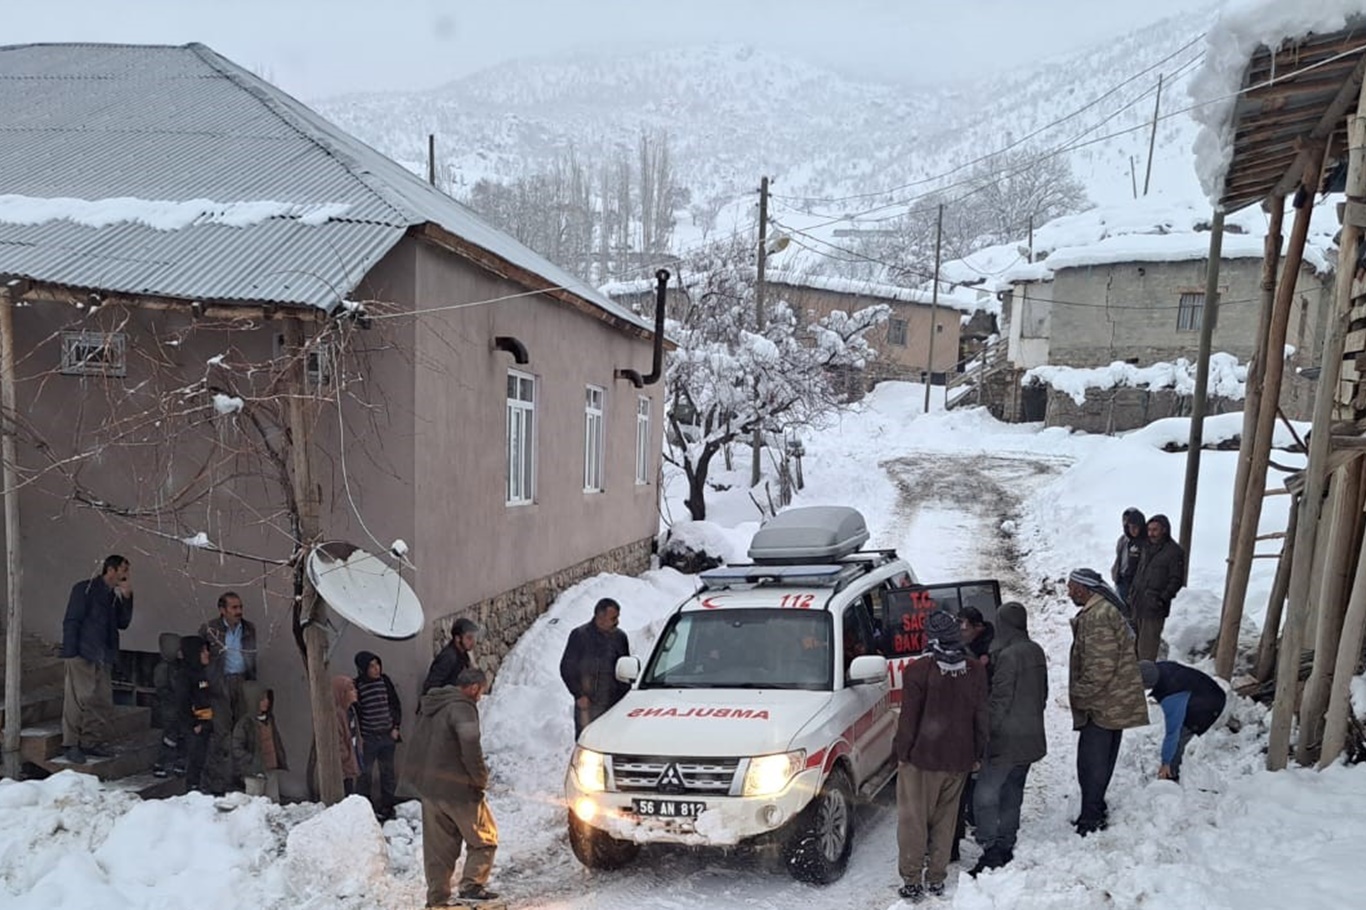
(307, 541), (424, 640)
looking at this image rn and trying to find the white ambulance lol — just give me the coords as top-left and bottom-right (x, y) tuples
(564, 506), (999, 883)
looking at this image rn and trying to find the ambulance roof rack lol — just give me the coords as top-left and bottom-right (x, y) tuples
(747, 506), (870, 565)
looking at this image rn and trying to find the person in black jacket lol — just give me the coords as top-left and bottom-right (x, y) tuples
(1128, 514), (1186, 661)
(422, 618), (480, 695)
(182, 635), (219, 793)
(1139, 660), (1227, 782)
(1110, 507), (1148, 604)
(59, 554), (134, 765)
(559, 598), (630, 738)
(951, 605), (995, 860)
(355, 651), (403, 820)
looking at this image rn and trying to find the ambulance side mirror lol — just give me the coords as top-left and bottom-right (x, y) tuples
(616, 655), (641, 683)
(848, 655), (887, 685)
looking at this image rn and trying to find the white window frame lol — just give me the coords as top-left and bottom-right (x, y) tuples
(506, 370), (536, 505)
(60, 331), (127, 377)
(584, 385), (605, 493)
(635, 396), (651, 485)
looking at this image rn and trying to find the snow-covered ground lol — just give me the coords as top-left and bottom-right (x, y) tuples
(3, 381), (1363, 910)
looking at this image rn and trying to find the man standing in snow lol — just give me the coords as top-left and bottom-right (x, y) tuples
(559, 598), (631, 738)
(894, 610), (989, 902)
(1128, 514), (1186, 661)
(422, 617), (480, 695)
(400, 667), (500, 907)
(1067, 570), (1149, 836)
(199, 591), (257, 789)
(354, 650), (403, 821)
(60, 555), (134, 764)
(971, 601), (1047, 875)
(1110, 507), (1148, 604)
(1139, 660), (1227, 782)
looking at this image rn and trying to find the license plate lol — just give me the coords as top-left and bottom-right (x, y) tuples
(632, 798), (706, 818)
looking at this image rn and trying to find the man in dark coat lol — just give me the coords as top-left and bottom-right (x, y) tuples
(1128, 514), (1186, 661)
(60, 554), (134, 764)
(559, 598), (631, 738)
(950, 604), (995, 860)
(971, 602), (1047, 875)
(1139, 660), (1227, 782)
(422, 617), (480, 695)
(894, 611), (989, 903)
(199, 591), (258, 787)
(400, 667), (500, 906)
(1110, 507), (1148, 604)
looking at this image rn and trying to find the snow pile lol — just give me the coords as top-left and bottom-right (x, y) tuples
(1190, 0), (1366, 204)
(283, 796), (387, 901)
(181, 531), (213, 549)
(767, 269), (992, 316)
(1024, 353), (1248, 405)
(659, 519), (753, 567)
(211, 393), (244, 415)
(1127, 411), (1308, 451)
(0, 195), (352, 231)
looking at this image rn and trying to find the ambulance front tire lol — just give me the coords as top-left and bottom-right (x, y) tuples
(783, 766), (853, 884)
(568, 812), (640, 870)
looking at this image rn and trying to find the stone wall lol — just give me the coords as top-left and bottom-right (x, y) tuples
(426, 534), (655, 678)
(1042, 386), (1243, 433)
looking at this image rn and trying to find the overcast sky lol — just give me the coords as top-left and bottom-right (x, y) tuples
(7, 0), (1218, 99)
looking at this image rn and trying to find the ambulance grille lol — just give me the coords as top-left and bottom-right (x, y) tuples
(610, 756), (740, 793)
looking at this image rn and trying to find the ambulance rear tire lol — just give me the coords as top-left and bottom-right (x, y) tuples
(567, 812), (640, 870)
(783, 767), (853, 884)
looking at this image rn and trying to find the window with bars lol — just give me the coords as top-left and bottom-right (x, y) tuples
(635, 397), (651, 485)
(1177, 292), (1204, 332)
(584, 385), (605, 492)
(506, 371), (536, 505)
(887, 317), (908, 346)
(60, 331), (127, 377)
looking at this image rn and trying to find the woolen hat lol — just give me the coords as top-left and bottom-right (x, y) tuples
(924, 610), (961, 646)
(354, 650), (381, 674)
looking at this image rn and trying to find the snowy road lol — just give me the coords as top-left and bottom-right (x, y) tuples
(503, 449), (1073, 910)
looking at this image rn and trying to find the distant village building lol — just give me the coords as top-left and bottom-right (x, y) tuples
(943, 199), (1335, 431)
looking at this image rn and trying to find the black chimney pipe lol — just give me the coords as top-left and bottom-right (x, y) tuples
(616, 268), (669, 388)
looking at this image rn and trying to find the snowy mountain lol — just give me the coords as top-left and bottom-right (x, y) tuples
(313, 4), (1222, 237)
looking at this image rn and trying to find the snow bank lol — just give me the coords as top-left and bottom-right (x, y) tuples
(1024, 353), (1248, 405)
(283, 796), (387, 901)
(659, 519), (752, 566)
(0, 194), (352, 231)
(1127, 411), (1308, 451)
(1190, 0), (1366, 205)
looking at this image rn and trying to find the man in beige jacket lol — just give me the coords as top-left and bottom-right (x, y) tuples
(399, 667), (500, 906)
(1066, 568), (1150, 837)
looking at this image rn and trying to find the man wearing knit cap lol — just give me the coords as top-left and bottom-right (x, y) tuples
(1066, 570), (1149, 836)
(893, 610), (989, 903)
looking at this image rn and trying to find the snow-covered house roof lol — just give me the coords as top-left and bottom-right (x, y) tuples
(1190, 1), (1366, 212)
(943, 195), (1338, 288)
(766, 269), (990, 316)
(0, 43), (652, 332)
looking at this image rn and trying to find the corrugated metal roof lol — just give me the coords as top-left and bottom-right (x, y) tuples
(0, 42), (652, 330)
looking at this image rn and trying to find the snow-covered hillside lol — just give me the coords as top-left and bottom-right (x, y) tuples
(312, 4), (1220, 230)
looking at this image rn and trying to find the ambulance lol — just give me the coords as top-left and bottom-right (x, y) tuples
(564, 506), (999, 883)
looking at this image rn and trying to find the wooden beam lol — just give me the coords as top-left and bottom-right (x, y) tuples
(1255, 497), (1299, 682)
(1310, 53), (1366, 139)
(0, 285), (22, 780)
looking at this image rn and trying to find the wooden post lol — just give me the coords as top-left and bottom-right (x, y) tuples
(923, 203), (944, 414)
(1319, 506), (1366, 766)
(285, 318), (343, 804)
(1228, 196), (1284, 556)
(1178, 210), (1225, 561)
(1217, 155), (1322, 682)
(1296, 457), (1365, 764)
(1254, 495), (1298, 682)
(0, 286), (22, 780)
(750, 176), (769, 489)
(428, 134), (437, 187)
(1269, 87), (1366, 771)
(1143, 74), (1163, 196)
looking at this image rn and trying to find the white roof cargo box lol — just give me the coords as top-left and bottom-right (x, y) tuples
(747, 506), (871, 564)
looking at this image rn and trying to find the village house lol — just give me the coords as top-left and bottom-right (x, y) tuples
(943, 198), (1335, 430)
(0, 42), (665, 795)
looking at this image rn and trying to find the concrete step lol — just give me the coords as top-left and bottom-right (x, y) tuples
(105, 771), (188, 801)
(29, 724), (162, 781)
(0, 657), (67, 695)
(20, 705), (154, 762)
(0, 684), (64, 729)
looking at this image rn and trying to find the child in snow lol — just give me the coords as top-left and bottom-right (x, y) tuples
(182, 635), (217, 793)
(152, 632), (187, 779)
(232, 681), (288, 802)
(332, 674), (362, 795)
(354, 651), (402, 820)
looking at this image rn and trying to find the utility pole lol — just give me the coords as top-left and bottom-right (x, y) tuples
(1178, 209), (1225, 565)
(427, 134), (437, 187)
(1, 282), (22, 780)
(1027, 215), (1034, 263)
(923, 203), (944, 414)
(751, 176), (770, 489)
(1129, 156), (1139, 200)
(1143, 74), (1163, 197)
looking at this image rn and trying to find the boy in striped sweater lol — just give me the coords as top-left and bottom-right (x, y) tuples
(354, 650), (403, 821)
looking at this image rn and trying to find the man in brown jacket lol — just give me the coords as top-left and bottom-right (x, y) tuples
(894, 610), (989, 903)
(399, 667), (500, 907)
(1067, 569), (1150, 837)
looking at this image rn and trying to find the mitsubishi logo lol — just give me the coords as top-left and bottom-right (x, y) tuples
(656, 763), (687, 794)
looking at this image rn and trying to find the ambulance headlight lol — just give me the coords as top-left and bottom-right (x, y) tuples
(571, 747), (608, 793)
(742, 750), (806, 797)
